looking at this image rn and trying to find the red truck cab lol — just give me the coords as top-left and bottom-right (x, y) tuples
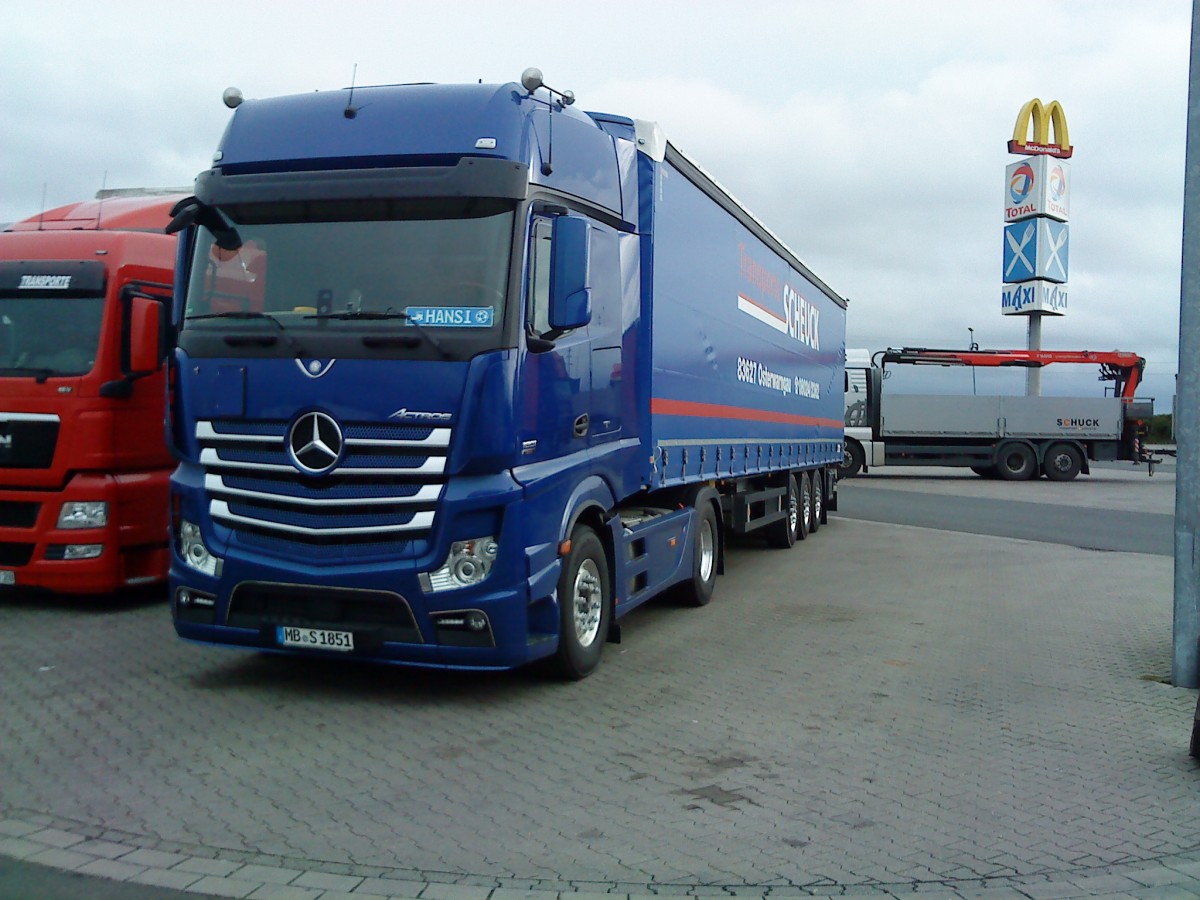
(0, 193), (180, 594)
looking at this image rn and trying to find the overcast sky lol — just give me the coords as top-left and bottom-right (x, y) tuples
(0, 0), (1191, 402)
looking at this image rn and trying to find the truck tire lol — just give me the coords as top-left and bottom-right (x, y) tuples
(838, 442), (865, 479)
(1044, 442), (1083, 481)
(676, 498), (719, 607)
(553, 525), (611, 680)
(796, 472), (816, 542)
(810, 470), (823, 531)
(996, 442), (1036, 481)
(765, 474), (799, 548)
(971, 465), (998, 478)
(1192, 716), (1200, 759)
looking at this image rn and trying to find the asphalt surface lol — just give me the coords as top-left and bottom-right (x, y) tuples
(1, 459), (1196, 899)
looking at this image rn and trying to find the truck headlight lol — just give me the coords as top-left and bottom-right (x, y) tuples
(57, 501), (108, 529)
(179, 519), (223, 577)
(420, 536), (498, 593)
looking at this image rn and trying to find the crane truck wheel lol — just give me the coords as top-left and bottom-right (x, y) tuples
(765, 473), (800, 548)
(675, 496), (719, 607)
(996, 442), (1037, 481)
(1043, 442), (1083, 481)
(838, 442), (865, 479)
(553, 525), (612, 680)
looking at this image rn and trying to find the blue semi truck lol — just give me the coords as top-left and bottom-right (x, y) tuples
(165, 70), (847, 678)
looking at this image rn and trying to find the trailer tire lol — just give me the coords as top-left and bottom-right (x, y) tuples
(838, 442), (865, 479)
(676, 498), (719, 607)
(810, 470), (824, 531)
(552, 525), (611, 680)
(996, 442), (1036, 481)
(1044, 442), (1083, 481)
(1191, 716), (1200, 759)
(765, 474), (799, 548)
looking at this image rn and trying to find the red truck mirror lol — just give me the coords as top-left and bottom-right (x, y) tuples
(100, 282), (170, 398)
(129, 296), (162, 374)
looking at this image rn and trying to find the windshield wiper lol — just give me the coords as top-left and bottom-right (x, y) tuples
(0, 367), (58, 383)
(186, 311), (308, 358)
(304, 309), (451, 358)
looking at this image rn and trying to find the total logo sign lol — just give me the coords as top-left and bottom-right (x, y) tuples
(1005, 155), (1070, 222)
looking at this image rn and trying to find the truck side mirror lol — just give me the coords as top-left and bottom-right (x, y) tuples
(129, 296), (163, 374)
(101, 284), (170, 398)
(548, 215), (592, 333)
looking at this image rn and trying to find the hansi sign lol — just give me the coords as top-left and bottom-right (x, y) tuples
(1003, 218), (1069, 283)
(1008, 98), (1072, 158)
(1005, 155), (1070, 222)
(1001, 279), (1068, 316)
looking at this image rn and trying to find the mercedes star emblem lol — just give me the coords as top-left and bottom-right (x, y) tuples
(287, 411), (343, 475)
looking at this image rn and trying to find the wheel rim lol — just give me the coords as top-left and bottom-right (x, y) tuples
(698, 517), (715, 583)
(814, 482), (823, 520)
(801, 481), (812, 531)
(842, 449), (853, 468)
(571, 559), (603, 647)
(786, 487), (798, 533)
(1052, 452), (1071, 472)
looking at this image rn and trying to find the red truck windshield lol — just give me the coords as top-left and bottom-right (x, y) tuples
(0, 295), (104, 379)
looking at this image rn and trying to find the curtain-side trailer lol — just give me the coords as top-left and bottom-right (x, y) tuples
(165, 71), (847, 677)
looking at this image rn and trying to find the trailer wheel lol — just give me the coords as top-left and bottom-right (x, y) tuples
(810, 470), (823, 531)
(553, 525), (611, 680)
(838, 442), (865, 479)
(996, 442), (1036, 481)
(765, 474), (799, 548)
(1044, 442), (1083, 481)
(1192, 716), (1200, 759)
(676, 498), (719, 607)
(798, 471), (814, 538)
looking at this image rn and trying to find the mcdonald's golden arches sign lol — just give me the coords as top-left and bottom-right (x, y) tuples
(1008, 98), (1072, 158)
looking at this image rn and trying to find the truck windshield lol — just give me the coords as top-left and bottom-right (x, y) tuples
(180, 198), (514, 360)
(0, 295), (104, 378)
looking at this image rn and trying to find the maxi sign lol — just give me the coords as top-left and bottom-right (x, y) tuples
(1002, 98), (1071, 317)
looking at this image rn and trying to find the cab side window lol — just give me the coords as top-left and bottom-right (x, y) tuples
(527, 217), (552, 339)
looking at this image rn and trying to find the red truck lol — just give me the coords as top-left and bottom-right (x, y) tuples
(0, 192), (180, 594)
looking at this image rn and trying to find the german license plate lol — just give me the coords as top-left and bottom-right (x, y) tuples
(0, 570), (14, 586)
(276, 625), (354, 652)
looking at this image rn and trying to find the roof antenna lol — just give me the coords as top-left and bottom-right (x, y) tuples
(37, 183), (47, 231)
(344, 63), (359, 119)
(520, 68), (575, 177)
(95, 171), (108, 230)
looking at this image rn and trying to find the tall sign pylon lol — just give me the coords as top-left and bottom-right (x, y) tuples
(1002, 99), (1073, 395)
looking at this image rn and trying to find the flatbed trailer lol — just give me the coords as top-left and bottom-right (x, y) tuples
(841, 347), (1156, 481)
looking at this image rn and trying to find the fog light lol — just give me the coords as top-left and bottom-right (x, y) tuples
(420, 536), (498, 592)
(179, 519), (223, 577)
(57, 501), (108, 529)
(63, 544), (103, 560)
(177, 588), (215, 608)
(430, 609), (494, 647)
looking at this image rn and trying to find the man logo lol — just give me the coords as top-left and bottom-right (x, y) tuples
(1008, 98), (1072, 158)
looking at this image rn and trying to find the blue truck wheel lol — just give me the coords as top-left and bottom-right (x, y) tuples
(552, 525), (612, 680)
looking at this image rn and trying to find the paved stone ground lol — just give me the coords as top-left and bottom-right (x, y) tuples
(1, 469), (1197, 899)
